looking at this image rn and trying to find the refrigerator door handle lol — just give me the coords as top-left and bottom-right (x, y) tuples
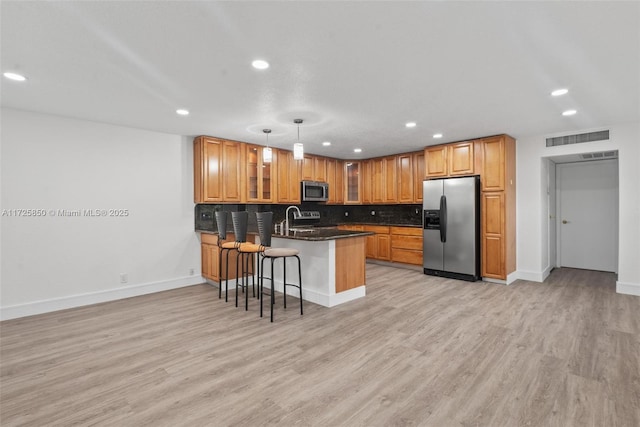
(440, 195), (447, 243)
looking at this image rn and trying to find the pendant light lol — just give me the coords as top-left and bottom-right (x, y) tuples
(262, 129), (272, 163)
(293, 119), (304, 160)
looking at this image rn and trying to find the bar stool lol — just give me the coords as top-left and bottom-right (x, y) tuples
(255, 212), (303, 322)
(231, 211), (262, 311)
(214, 211), (238, 301)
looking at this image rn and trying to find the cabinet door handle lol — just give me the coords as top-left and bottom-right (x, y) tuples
(562, 219), (569, 224)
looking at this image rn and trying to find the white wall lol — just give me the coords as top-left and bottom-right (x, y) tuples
(516, 121), (640, 295)
(0, 109), (202, 319)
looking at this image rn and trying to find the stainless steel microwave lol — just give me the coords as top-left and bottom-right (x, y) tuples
(301, 180), (329, 202)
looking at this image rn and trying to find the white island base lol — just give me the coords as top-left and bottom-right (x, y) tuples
(262, 235), (367, 307)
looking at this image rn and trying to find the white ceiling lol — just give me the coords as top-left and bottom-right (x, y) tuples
(1, 1), (638, 159)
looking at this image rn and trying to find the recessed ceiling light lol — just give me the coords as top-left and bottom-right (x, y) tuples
(433, 133), (443, 139)
(354, 148), (362, 153)
(251, 59), (269, 70)
(322, 141), (331, 146)
(405, 122), (417, 128)
(562, 109), (577, 116)
(3, 72), (27, 81)
(551, 88), (569, 96)
(176, 109), (189, 116)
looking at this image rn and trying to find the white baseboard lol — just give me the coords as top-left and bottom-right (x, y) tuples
(616, 281), (640, 296)
(264, 278), (366, 308)
(482, 271), (519, 285)
(516, 268), (551, 283)
(366, 259), (422, 272)
(506, 271), (518, 285)
(482, 277), (506, 285)
(0, 276), (205, 321)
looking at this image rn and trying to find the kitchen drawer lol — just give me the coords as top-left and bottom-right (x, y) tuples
(391, 234), (423, 250)
(338, 225), (364, 231)
(390, 226), (422, 236)
(201, 233), (219, 245)
(391, 249), (423, 265)
(363, 225), (390, 234)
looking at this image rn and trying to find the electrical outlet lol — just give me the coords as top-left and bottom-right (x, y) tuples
(370, 210), (376, 216)
(189, 268), (195, 276)
(344, 211), (349, 217)
(120, 273), (128, 284)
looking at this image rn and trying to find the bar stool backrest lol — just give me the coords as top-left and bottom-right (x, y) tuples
(231, 211), (249, 243)
(255, 212), (273, 247)
(215, 211), (228, 241)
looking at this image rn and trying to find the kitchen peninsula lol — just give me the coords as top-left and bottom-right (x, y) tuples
(198, 227), (373, 307)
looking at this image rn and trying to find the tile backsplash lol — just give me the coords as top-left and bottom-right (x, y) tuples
(195, 203), (422, 232)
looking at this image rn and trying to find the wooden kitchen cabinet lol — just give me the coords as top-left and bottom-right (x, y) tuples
(314, 156), (327, 182)
(276, 149), (301, 204)
(338, 224), (364, 231)
(221, 140), (242, 202)
(449, 141), (475, 176)
(480, 136), (507, 191)
(478, 134), (516, 281)
(481, 192), (505, 279)
(425, 145), (448, 177)
(413, 151), (425, 203)
(326, 158), (344, 204)
(201, 240), (218, 280)
(390, 226), (423, 266)
(383, 156), (397, 203)
(364, 156), (399, 204)
(377, 234), (391, 260)
(363, 225), (391, 261)
(301, 154), (328, 182)
(194, 136), (242, 203)
(361, 160), (372, 204)
(245, 144), (275, 203)
(397, 153), (414, 203)
(343, 224), (421, 266)
(335, 160), (344, 204)
(301, 155), (314, 181)
(371, 158), (385, 203)
(200, 233), (251, 282)
(345, 161), (362, 204)
(425, 142), (474, 178)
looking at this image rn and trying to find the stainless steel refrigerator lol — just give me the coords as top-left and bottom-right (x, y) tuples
(423, 175), (480, 281)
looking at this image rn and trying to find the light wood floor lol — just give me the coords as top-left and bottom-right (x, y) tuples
(1, 266), (639, 426)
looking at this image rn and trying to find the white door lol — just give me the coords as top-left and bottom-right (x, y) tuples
(557, 159), (618, 272)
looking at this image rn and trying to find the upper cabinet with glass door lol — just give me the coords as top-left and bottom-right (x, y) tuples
(345, 161), (361, 204)
(245, 144), (275, 203)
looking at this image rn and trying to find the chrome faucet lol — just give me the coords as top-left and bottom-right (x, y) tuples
(285, 205), (301, 233)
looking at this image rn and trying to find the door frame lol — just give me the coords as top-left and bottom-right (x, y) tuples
(554, 158), (619, 273)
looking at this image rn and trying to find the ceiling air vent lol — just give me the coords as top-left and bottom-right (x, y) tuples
(546, 130), (609, 147)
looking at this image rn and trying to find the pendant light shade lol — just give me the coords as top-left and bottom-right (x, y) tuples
(293, 119), (304, 160)
(263, 147), (272, 163)
(262, 129), (272, 163)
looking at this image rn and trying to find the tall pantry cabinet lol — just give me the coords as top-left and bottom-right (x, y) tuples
(478, 135), (516, 281)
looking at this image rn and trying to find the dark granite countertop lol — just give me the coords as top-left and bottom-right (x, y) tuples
(196, 229), (373, 241)
(339, 222), (422, 228)
(272, 229), (373, 241)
